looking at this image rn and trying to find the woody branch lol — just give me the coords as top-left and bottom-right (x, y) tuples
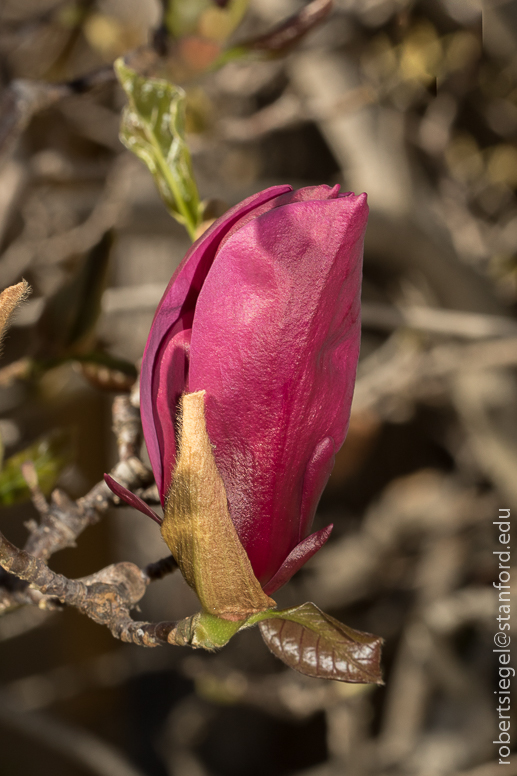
(0, 394), (181, 647)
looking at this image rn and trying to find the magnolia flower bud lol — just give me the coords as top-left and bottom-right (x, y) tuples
(106, 184), (367, 616)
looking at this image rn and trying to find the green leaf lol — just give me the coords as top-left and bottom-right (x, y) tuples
(0, 432), (71, 506)
(166, 601), (383, 682)
(115, 59), (201, 240)
(254, 602), (383, 684)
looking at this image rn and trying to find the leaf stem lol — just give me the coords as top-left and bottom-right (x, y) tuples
(148, 132), (197, 241)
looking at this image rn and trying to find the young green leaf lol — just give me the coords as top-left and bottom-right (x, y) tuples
(256, 602), (383, 684)
(0, 432), (71, 506)
(115, 59), (201, 240)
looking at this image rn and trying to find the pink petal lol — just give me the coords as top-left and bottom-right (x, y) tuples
(262, 524), (333, 595)
(299, 437), (336, 542)
(154, 328), (191, 498)
(140, 185), (292, 499)
(104, 474), (162, 525)
(189, 191), (367, 584)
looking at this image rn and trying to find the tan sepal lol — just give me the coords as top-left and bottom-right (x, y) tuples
(0, 281), (30, 347)
(161, 391), (275, 621)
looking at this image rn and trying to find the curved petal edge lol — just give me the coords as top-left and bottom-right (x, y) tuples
(104, 474), (163, 525)
(262, 524), (333, 595)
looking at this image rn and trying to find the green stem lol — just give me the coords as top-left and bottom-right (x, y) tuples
(149, 133), (197, 241)
(241, 608), (279, 628)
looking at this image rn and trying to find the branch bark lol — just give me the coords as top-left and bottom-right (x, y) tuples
(0, 534), (180, 646)
(0, 394), (186, 647)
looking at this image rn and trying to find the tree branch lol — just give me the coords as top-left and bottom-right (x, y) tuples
(0, 530), (185, 646)
(0, 394), (190, 647)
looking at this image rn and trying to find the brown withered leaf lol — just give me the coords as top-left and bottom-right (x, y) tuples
(162, 391), (275, 621)
(259, 602), (383, 683)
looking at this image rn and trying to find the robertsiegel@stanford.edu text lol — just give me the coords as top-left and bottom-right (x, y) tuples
(494, 508), (512, 765)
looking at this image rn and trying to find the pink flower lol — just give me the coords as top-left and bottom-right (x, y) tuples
(106, 185), (367, 597)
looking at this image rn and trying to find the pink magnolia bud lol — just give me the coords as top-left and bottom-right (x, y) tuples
(107, 185), (367, 597)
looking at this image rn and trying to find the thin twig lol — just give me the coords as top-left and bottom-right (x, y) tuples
(361, 302), (517, 339)
(0, 391), (188, 645)
(0, 396), (150, 606)
(144, 554), (178, 582)
(21, 460), (50, 518)
(353, 333), (517, 416)
(0, 531), (182, 646)
(0, 155), (134, 288)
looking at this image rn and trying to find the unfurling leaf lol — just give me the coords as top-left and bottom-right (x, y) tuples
(115, 58), (201, 240)
(257, 602), (383, 683)
(0, 431), (71, 506)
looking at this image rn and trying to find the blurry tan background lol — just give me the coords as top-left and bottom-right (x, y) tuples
(0, 0), (515, 774)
